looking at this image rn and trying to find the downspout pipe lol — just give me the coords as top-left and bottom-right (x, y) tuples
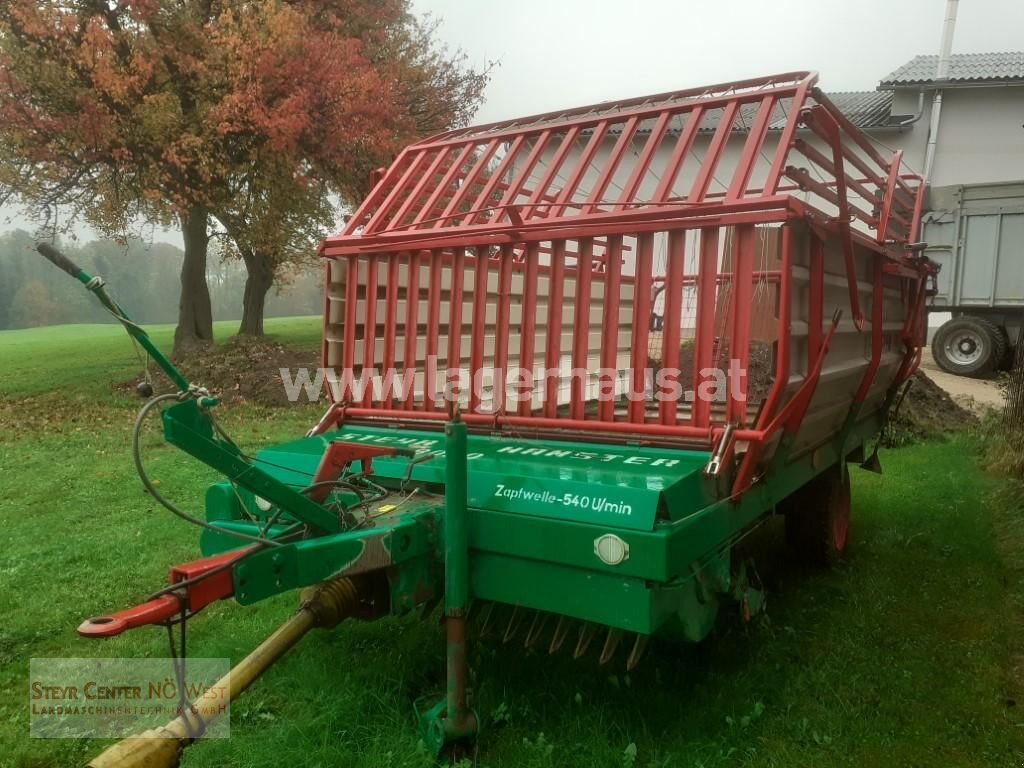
(923, 0), (960, 180)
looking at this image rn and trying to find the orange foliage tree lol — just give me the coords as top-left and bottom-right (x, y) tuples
(0, 0), (488, 348)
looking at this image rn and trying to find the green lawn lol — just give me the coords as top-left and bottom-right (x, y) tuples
(1, 320), (1022, 767)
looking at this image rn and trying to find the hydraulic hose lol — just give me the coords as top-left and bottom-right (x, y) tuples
(132, 394), (282, 546)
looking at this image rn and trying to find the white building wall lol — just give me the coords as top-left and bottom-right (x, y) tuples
(868, 85), (1024, 189)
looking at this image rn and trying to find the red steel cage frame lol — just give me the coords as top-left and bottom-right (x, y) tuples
(315, 71), (932, 473)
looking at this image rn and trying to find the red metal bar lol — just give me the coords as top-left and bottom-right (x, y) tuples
(518, 243), (540, 416)
(364, 150), (437, 234)
(466, 136), (527, 225)
(388, 148), (452, 230)
(763, 77), (813, 193)
(803, 106), (867, 331)
(617, 112), (672, 208)
(726, 96), (776, 200)
(412, 144), (476, 227)
(382, 254), (399, 380)
(342, 257), (359, 401)
(360, 256), (379, 407)
(310, 441), (411, 502)
(492, 245), (514, 412)
(552, 120), (610, 218)
(584, 116), (640, 212)
(424, 250), (443, 411)
(469, 248), (489, 412)
(783, 168), (876, 228)
(806, 121), (885, 191)
(811, 88), (895, 174)
(341, 405), (715, 440)
(494, 131), (553, 217)
(731, 224), (793, 493)
(652, 106), (706, 203)
(792, 138), (882, 208)
(543, 242), (566, 417)
(629, 234), (654, 422)
(758, 224), (792, 425)
(419, 72), (811, 150)
(78, 550), (246, 638)
(688, 101), (739, 203)
(570, 239), (594, 420)
(692, 228), (719, 427)
(597, 236), (623, 421)
(320, 259), (333, 400)
(437, 139), (501, 226)
(527, 126), (582, 216)
(774, 310), (842, 436)
(403, 251), (421, 409)
(658, 230), (685, 425)
(727, 225), (755, 425)
(341, 149), (413, 233)
(321, 196), (793, 256)
(447, 248), (466, 397)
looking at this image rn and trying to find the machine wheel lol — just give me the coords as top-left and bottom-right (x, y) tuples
(781, 466), (850, 568)
(932, 316), (1005, 377)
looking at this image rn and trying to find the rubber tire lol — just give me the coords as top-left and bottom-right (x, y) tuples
(993, 324), (1013, 371)
(981, 318), (1009, 371)
(931, 316), (1003, 378)
(782, 466), (851, 568)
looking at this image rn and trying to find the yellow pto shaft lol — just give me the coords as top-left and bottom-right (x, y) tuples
(86, 577), (365, 768)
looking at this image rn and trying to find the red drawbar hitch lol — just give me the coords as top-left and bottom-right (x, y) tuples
(77, 549), (249, 638)
(79, 441), (415, 637)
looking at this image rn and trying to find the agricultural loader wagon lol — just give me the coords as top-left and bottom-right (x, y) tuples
(41, 71), (933, 767)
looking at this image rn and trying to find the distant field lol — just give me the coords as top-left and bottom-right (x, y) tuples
(0, 316), (321, 398)
(0, 319), (1022, 767)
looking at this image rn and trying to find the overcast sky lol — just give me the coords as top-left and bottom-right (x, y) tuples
(414, 0), (1024, 124)
(6, 0), (1021, 245)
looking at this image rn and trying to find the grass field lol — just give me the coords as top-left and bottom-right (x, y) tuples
(1, 320), (1023, 767)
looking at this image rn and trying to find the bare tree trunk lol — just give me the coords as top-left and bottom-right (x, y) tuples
(238, 248), (275, 336)
(173, 205), (214, 354)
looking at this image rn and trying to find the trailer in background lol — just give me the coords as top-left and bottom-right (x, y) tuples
(925, 181), (1024, 376)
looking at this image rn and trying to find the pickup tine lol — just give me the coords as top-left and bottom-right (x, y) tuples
(625, 634), (649, 671)
(524, 612), (548, 648)
(573, 623), (596, 659)
(503, 606), (524, 643)
(598, 629), (622, 665)
(549, 616), (571, 654)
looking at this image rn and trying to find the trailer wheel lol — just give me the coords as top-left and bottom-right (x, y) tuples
(932, 316), (1004, 377)
(782, 466), (850, 567)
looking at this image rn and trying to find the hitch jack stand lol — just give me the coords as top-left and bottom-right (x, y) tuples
(417, 410), (479, 753)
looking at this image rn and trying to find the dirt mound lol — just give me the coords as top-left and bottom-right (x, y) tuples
(650, 339), (775, 401)
(118, 337), (321, 406)
(884, 369), (976, 446)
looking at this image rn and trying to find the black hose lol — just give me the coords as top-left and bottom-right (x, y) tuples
(132, 394), (283, 547)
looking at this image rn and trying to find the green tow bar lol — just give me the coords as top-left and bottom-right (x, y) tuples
(36, 242), (342, 536)
(418, 409), (479, 752)
(37, 243), (193, 394)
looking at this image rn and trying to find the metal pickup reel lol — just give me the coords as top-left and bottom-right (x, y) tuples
(472, 602), (650, 672)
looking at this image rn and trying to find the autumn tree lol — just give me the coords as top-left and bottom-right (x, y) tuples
(0, 0), (488, 348)
(0, 0), (224, 351)
(206, 3), (489, 335)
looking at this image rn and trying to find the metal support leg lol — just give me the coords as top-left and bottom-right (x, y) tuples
(417, 410), (478, 753)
